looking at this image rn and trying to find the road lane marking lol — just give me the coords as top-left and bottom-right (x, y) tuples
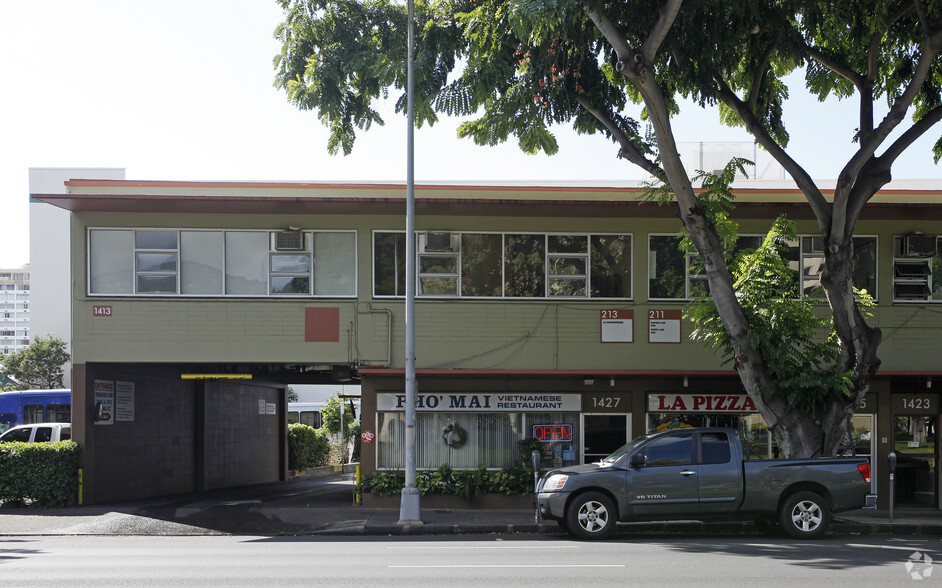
(390, 565), (625, 569)
(387, 545), (579, 549)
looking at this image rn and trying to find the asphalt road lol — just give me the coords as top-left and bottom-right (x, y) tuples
(2, 534), (938, 587)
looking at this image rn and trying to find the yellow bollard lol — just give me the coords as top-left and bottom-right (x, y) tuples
(355, 464), (361, 505)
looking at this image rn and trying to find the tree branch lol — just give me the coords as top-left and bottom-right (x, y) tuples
(835, 25), (942, 235)
(712, 73), (832, 232)
(586, 7), (632, 59)
(747, 32), (782, 111)
(640, 0), (683, 64)
(875, 103), (942, 174)
(804, 43), (865, 91)
(575, 94), (666, 180)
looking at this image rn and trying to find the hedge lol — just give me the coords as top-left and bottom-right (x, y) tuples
(358, 462), (537, 502)
(358, 439), (545, 502)
(0, 441), (79, 507)
(287, 423), (330, 470)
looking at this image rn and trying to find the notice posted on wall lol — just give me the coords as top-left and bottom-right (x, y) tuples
(648, 309), (682, 343)
(600, 309), (633, 343)
(94, 380), (115, 426)
(115, 381), (135, 422)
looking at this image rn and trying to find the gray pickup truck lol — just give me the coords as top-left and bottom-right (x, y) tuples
(536, 427), (872, 539)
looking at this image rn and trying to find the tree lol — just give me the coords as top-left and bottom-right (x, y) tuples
(287, 386), (300, 403)
(0, 334), (71, 389)
(274, 0), (942, 457)
(321, 393), (359, 463)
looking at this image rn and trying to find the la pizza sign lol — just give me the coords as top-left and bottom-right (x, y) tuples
(649, 394), (757, 413)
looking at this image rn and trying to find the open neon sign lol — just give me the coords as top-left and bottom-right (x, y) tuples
(532, 424), (573, 442)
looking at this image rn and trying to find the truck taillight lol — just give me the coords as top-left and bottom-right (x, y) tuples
(858, 463), (871, 483)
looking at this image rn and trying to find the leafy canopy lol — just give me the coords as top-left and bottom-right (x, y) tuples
(0, 334), (70, 390)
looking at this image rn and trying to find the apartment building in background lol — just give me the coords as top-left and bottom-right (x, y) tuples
(0, 266), (30, 356)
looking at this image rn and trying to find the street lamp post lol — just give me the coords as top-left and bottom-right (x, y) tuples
(398, 0), (422, 524)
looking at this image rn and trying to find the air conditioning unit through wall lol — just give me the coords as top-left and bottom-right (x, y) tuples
(422, 232), (456, 252)
(273, 230), (304, 251)
(904, 233), (938, 257)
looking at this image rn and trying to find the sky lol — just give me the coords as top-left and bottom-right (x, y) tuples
(2, 0), (942, 269)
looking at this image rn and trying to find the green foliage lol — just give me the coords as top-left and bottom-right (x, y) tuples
(0, 441), (79, 507)
(0, 334), (70, 390)
(287, 423), (330, 470)
(685, 215), (859, 412)
(321, 393), (359, 440)
(518, 437), (545, 462)
(357, 462), (536, 500)
(286, 386), (299, 403)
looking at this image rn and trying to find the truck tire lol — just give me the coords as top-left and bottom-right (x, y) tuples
(779, 491), (831, 539)
(565, 492), (616, 540)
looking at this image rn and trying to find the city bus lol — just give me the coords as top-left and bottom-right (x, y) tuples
(0, 389), (71, 433)
(287, 401), (325, 429)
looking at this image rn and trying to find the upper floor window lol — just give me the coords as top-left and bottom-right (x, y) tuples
(649, 234), (877, 301)
(88, 228), (356, 297)
(373, 231), (632, 299)
(892, 234), (942, 302)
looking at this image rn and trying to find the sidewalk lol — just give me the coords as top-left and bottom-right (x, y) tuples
(2, 474), (942, 537)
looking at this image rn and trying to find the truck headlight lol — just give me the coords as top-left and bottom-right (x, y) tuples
(542, 474), (569, 491)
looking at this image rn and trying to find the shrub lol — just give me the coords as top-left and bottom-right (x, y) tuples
(357, 462), (536, 501)
(0, 441), (79, 507)
(287, 423), (330, 470)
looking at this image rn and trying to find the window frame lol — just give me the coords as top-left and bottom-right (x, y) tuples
(648, 233), (878, 302)
(87, 227), (357, 299)
(372, 230), (633, 301)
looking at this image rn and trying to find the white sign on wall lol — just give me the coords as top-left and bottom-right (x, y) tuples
(94, 380), (115, 425)
(115, 381), (135, 422)
(600, 309), (633, 343)
(648, 310), (682, 343)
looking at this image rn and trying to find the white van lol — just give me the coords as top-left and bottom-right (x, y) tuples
(0, 423), (71, 443)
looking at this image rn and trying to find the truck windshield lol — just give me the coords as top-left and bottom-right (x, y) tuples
(599, 436), (648, 464)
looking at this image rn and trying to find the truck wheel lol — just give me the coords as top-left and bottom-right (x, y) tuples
(565, 492), (616, 540)
(779, 491), (830, 539)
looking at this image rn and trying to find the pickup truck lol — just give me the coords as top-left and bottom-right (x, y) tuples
(0, 422), (71, 443)
(536, 427), (872, 539)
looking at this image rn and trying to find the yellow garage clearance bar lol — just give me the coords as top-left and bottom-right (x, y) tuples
(181, 374), (253, 380)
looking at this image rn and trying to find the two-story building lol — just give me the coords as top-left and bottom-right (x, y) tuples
(32, 177), (942, 508)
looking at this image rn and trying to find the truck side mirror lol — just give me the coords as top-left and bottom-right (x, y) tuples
(630, 453), (646, 468)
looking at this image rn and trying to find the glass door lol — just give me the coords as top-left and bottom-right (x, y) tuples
(582, 414), (630, 464)
(894, 416), (938, 507)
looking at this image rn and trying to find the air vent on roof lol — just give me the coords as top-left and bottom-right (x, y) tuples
(274, 230), (304, 251)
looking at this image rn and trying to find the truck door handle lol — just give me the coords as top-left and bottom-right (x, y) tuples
(680, 470), (696, 477)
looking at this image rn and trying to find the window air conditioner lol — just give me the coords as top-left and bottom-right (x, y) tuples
(904, 234), (937, 257)
(273, 230), (304, 251)
(423, 232), (455, 252)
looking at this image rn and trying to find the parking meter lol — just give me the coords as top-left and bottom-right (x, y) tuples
(532, 450), (542, 523)
(888, 452), (897, 522)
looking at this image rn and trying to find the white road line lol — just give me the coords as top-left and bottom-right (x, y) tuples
(386, 545), (580, 549)
(389, 564), (625, 569)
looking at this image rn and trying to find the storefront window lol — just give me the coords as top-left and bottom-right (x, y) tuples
(375, 392), (583, 470)
(530, 412), (580, 468)
(376, 412), (524, 470)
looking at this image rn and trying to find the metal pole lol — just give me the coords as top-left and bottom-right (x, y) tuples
(399, 0), (421, 524)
